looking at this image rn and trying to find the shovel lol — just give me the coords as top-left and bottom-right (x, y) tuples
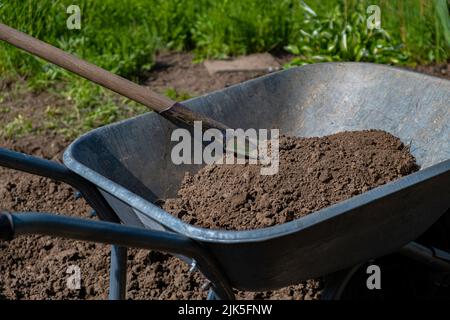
(0, 23), (260, 160)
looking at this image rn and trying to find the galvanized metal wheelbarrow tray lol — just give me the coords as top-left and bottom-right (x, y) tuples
(1, 63), (450, 299)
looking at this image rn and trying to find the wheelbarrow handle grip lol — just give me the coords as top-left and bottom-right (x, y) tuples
(0, 212), (197, 255)
(0, 147), (79, 184)
(0, 23), (228, 131)
(0, 212), (14, 241)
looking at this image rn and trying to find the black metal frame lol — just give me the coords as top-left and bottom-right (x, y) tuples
(321, 242), (450, 299)
(0, 147), (125, 299)
(0, 148), (119, 223)
(1, 147), (449, 300)
(0, 147), (234, 299)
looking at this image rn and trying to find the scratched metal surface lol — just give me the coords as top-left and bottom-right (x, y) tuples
(276, 63), (450, 169)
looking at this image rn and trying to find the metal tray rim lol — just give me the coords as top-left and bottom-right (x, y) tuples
(63, 62), (450, 243)
(63, 147), (450, 243)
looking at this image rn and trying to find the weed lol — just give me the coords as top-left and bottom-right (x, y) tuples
(164, 88), (195, 102)
(0, 107), (10, 114)
(285, 1), (409, 66)
(3, 115), (33, 138)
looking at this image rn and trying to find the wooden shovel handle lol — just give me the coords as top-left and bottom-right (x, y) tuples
(0, 23), (228, 130)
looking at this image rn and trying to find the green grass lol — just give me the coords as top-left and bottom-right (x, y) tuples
(0, 0), (161, 137)
(3, 114), (34, 138)
(164, 88), (195, 102)
(301, 1), (450, 61)
(0, 0), (158, 79)
(0, 0), (449, 137)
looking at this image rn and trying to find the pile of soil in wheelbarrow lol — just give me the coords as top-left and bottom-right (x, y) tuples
(161, 130), (419, 299)
(163, 130), (419, 230)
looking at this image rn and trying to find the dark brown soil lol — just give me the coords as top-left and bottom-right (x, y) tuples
(145, 51), (292, 96)
(163, 131), (419, 230)
(0, 54), (444, 300)
(413, 61), (450, 81)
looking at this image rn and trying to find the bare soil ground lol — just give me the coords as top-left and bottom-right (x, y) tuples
(0, 54), (448, 299)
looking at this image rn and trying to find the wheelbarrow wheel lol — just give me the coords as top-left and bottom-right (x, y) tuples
(329, 254), (450, 300)
(322, 211), (450, 300)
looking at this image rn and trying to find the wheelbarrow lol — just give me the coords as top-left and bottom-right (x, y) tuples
(1, 63), (450, 299)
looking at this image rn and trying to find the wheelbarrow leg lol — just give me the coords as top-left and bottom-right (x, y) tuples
(399, 241), (450, 271)
(109, 245), (128, 300)
(321, 264), (362, 300)
(206, 288), (220, 300)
